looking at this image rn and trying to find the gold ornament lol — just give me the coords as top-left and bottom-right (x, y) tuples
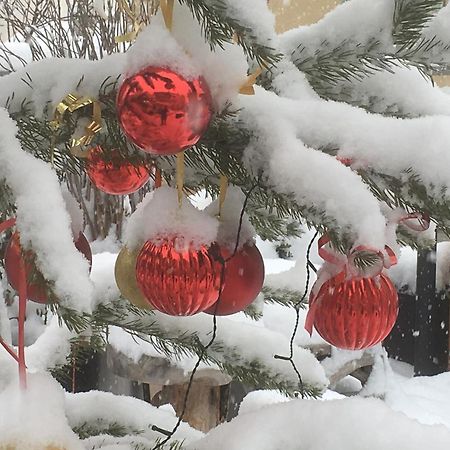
(115, 247), (152, 310)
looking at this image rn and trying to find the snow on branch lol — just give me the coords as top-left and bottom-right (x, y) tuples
(0, 108), (93, 312)
(66, 390), (202, 447)
(238, 89), (387, 249)
(152, 310), (328, 392)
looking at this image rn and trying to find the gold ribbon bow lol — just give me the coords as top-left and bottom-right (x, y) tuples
(51, 93), (102, 158)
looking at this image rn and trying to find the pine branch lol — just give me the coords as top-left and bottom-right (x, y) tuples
(360, 168), (450, 238)
(262, 286), (307, 309)
(73, 421), (142, 439)
(93, 300), (320, 396)
(290, 36), (446, 101)
(178, 0), (281, 68)
(393, 0), (443, 46)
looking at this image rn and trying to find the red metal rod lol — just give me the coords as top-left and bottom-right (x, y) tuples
(155, 167), (162, 188)
(0, 217), (16, 234)
(17, 256), (27, 390)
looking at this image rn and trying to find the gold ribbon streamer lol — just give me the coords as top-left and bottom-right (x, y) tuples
(176, 151), (185, 207)
(160, 0), (175, 31)
(51, 93), (102, 158)
(239, 67), (263, 95)
(115, 0), (142, 43)
(218, 174), (228, 220)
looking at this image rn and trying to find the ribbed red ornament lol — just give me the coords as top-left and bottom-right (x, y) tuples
(205, 243), (265, 316)
(310, 273), (398, 350)
(5, 232), (93, 304)
(117, 66), (212, 155)
(135, 240), (222, 316)
(86, 146), (149, 195)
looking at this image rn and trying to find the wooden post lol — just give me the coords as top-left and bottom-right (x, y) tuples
(414, 246), (449, 375)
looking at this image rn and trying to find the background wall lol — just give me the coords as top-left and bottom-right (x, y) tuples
(269, 0), (340, 31)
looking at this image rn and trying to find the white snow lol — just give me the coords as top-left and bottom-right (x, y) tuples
(66, 390), (202, 448)
(124, 186), (219, 251)
(0, 109), (93, 313)
(280, 0), (394, 61)
(152, 309), (328, 390)
(205, 186), (256, 251)
(239, 89), (387, 248)
(0, 373), (84, 450)
(188, 395), (450, 450)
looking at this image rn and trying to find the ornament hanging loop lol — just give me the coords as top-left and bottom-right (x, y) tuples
(160, 0), (175, 31)
(176, 151), (185, 207)
(218, 174), (228, 220)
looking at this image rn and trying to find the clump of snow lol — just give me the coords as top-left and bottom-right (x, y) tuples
(265, 254), (316, 292)
(262, 303), (325, 348)
(385, 372), (450, 429)
(387, 246), (417, 293)
(124, 186), (219, 251)
(125, 14), (200, 80)
(0, 54), (125, 116)
(280, 0), (394, 61)
(321, 347), (365, 379)
(388, 241), (450, 294)
(218, 0), (278, 47)
(333, 375), (362, 395)
(66, 389), (203, 447)
(205, 186), (256, 251)
(0, 109), (93, 312)
(0, 373), (84, 449)
(171, 5), (249, 110)
(239, 89), (387, 248)
(90, 230), (121, 254)
(61, 185), (84, 238)
(271, 59), (320, 101)
(90, 251), (121, 308)
(25, 316), (74, 372)
(338, 66), (450, 117)
(126, 6), (249, 111)
(238, 390), (290, 416)
(423, 5), (450, 62)
(188, 396), (450, 450)
(152, 309), (328, 391)
(0, 42), (32, 71)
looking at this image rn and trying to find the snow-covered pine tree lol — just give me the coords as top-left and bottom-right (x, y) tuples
(0, 0), (450, 449)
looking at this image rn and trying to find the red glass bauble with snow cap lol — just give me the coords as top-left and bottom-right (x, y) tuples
(205, 243), (265, 316)
(86, 146), (149, 195)
(117, 66), (213, 155)
(309, 272), (398, 350)
(5, 232), (93, 304)
(135, 239), (222, 316)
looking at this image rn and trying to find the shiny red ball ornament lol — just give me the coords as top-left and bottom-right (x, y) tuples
(117, 66), (213, 155)
(135, 240), (222, 316)
(5, 232), (93, 304)
(205, 243), (265, 316)
(86, 146), (149, 195)
(310, 273), (398, 350)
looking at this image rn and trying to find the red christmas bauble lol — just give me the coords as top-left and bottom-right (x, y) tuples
(205, 243), (265, 316)
(135, 240), (222, 316)
(86, 146), (149, 195)
(310, 273), (398, 350)
(117, 66), (212, 155)
(5, 232), (93, 304)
